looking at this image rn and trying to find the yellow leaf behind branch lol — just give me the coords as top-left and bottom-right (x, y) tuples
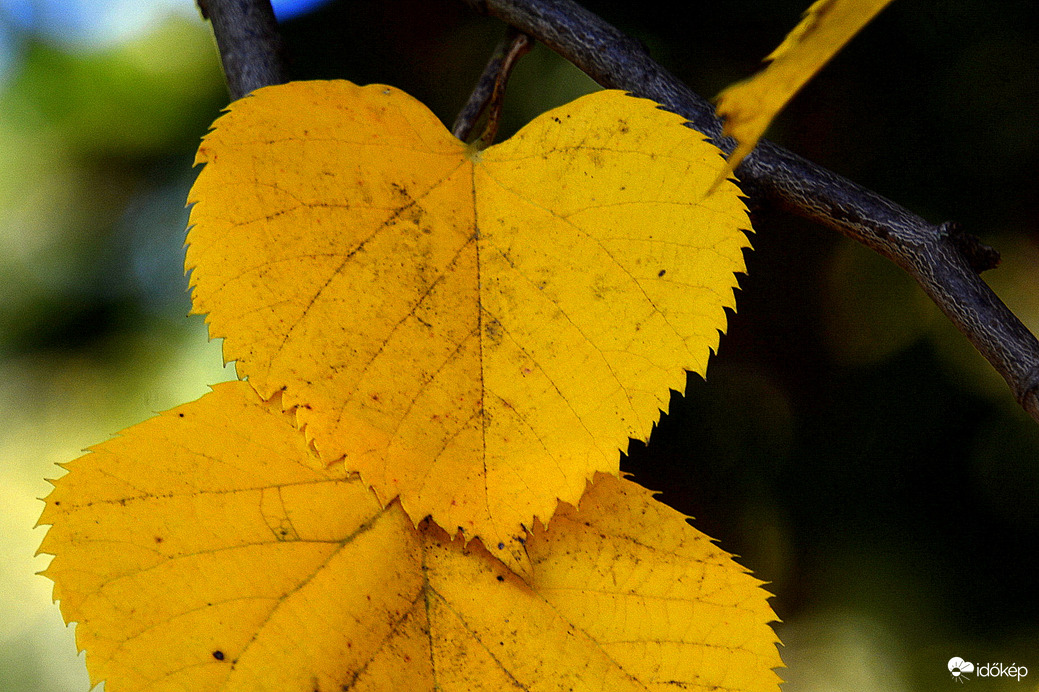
(186, 81), (750, 573)
(38, 381), (782, 692)
(715, 0), (896, 174)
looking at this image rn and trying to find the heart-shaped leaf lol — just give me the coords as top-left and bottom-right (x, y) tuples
(186, 81), (749, 571)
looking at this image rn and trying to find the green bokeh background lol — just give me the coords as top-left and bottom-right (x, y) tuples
(2, 1), (1037, 690)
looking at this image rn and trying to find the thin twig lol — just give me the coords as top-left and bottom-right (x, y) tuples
(197, 0), (288, 100)
(452, 28), (535, 145)
(459, 0), (1039, 424)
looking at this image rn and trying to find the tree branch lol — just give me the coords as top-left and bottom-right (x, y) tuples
(197, 0), (288, 100)
(459, 0), (1039, 424)
(196, 0), (1039, 424)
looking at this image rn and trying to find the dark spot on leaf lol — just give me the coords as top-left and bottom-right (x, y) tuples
(496, 575), (505, 582)
(658, 269), (666, 277)
(483, 318), (502, 344)
(154, 536), (163, 543)
(213, 650), (225, 661)
(178, 413), (185, 418)
(498, 542), (505, 550)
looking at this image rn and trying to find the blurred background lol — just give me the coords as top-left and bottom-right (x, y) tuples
(1, 0), (1036, 689)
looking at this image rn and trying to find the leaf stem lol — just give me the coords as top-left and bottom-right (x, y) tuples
(452, 27), (534, 146)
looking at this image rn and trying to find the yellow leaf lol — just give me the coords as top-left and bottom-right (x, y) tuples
(186, 80), (749, 570)
(715, 0), (896, 172)
(38, 380), (781, 692)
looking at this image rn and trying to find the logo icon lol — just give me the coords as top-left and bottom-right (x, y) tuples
(949, 657), (974, 683)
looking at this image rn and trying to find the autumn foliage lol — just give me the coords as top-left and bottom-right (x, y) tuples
(185, 82), (749, 574)
(37, 1), (895, 688)
(40, 381), (780, 691)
